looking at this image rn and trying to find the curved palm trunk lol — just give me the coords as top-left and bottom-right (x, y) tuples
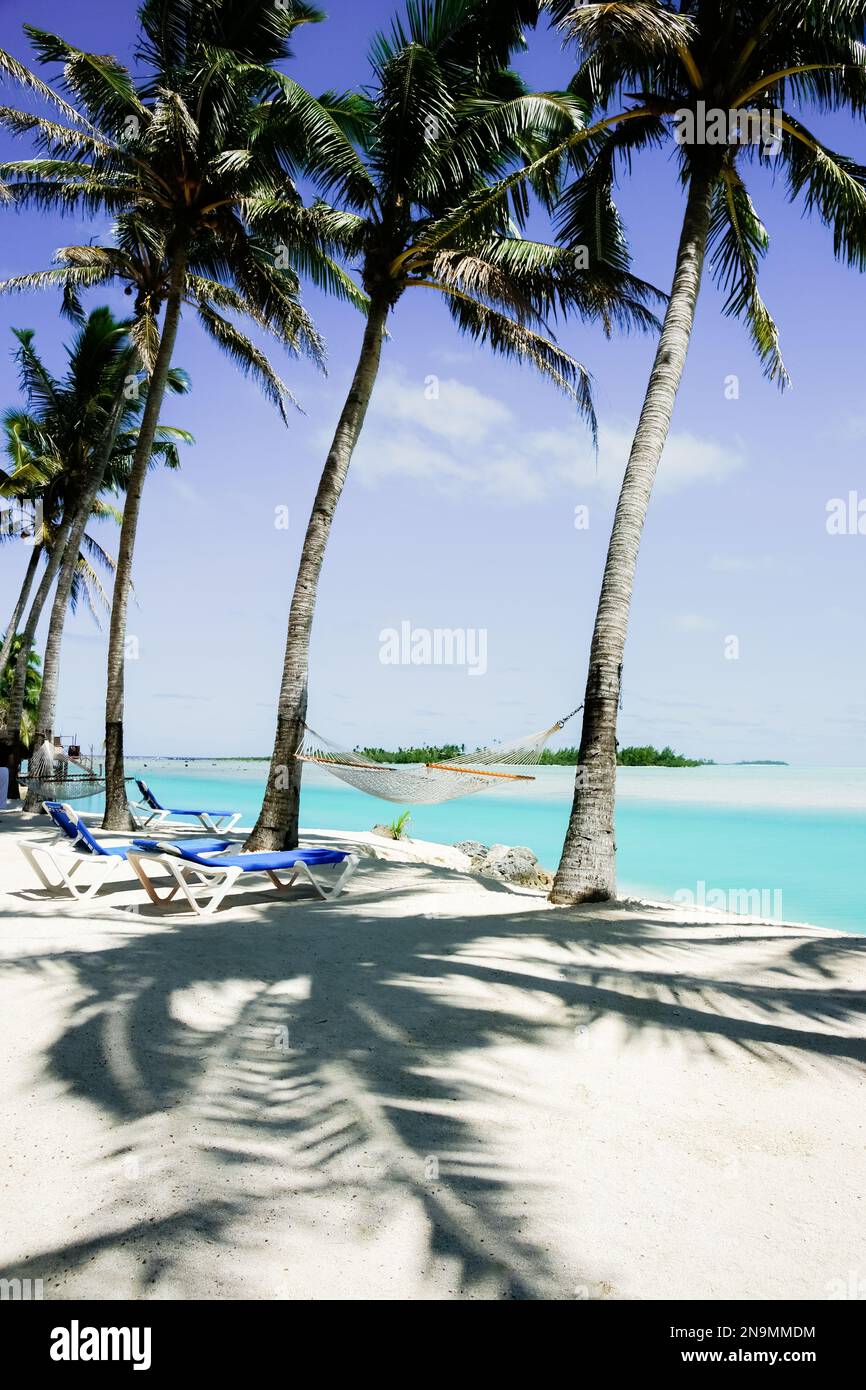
(102, 249), (188, 831)
(23, 381), (132, 811)
(246, 296), (390, 851)
(4, 516), (74, 797)
(551, 170), (714, 905)
(0, 543), (41, 680)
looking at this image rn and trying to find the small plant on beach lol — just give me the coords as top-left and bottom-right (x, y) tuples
(386, 811), (412, 841)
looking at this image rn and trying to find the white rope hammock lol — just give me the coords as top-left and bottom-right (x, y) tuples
(297, 707), (581, 805)
(23, 740), (105, 803)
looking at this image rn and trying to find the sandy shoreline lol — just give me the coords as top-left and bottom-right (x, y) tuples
(0, 805), (864, 1300)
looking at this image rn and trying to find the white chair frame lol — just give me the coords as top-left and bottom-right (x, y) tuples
(126, 849), (361, 916)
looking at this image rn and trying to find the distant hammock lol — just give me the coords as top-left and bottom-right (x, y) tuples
(297, 708), (581, 805)
(23, 740), (105, 803)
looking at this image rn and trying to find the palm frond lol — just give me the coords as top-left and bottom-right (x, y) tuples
(195, 303), (300, 423)
(438, 286), (597, 438)
(707, 165), (789, 387)
(11, 329), (61, 415)
(0, 44), (90, 126)
(70, 551), (111, 624)
(555, 113), (666, 250)
(548, 1), (696, 57)
(371, 40), (456, 203)
(0, 106), (116, 158)
(79, 529), (118, 571)
(147, 87), (200, 157)
(131, 310), (161, 374)
(23, 26), (148, 132)
(409, 104), (654, 258)
(265, 73), (378, 210)
(0, 265), (114, 302)
(779, 112), (866, 269)
(242, 197), (368, 308)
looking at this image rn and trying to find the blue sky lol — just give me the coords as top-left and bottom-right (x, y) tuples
(1, 0), (865, 764)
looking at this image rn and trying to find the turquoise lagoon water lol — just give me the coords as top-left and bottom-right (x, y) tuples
(74, 762), (866, 936)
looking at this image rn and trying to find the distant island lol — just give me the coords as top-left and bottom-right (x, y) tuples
(544, 744), (713, 768)
(357, 744), (464, 764)
(138, 748), (788, 768)
(355, 743), (714, 768)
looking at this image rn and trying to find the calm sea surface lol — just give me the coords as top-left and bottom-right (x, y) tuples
(74, 762), (866, 935)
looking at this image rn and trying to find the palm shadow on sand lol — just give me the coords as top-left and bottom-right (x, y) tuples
(1, 855), (864, 1299)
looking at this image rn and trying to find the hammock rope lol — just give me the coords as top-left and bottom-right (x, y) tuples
(23, 740), (105, 803)
(297, 706), (582, 805)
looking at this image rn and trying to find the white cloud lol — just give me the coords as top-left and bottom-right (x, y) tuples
(673, 613), (714, 632)
(350, 369), (746, 505)
(372, 372), (512, 447)
(827, 414), (866, 444)
(165, 474), (202, 505)
(542, 423), (745, 496)
(152, 692), (213, 702)
(708, 553), (774, 573)
(654, 430), (746, 493)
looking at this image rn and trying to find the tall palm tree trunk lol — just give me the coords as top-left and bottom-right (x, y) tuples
(23, 379), (133, 811)
(0, 542), (42, 680)
(102, 247), (189, 831)
(4, 516), (74, 797)
(246, 296), (390, 851)
(551, 169), (715, 905)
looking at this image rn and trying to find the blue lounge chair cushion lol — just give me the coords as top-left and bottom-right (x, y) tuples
(184, 850), (349, 872)
(41, 805), (230, 859)
(134, 842), (350, 872)
(43, 801), (81, 841)
(44, 802), (121, 857)
(133, 837), (233, 854)
(136, 780), (162, 809)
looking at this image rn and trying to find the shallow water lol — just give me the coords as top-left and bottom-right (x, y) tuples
(75, 762), (866, 935)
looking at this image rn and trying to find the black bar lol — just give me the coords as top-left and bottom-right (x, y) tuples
(4, 1298), (861, 1375)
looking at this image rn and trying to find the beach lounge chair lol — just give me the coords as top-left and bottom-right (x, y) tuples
(17, 801), (230, 901)
(130, 779), (242, 834)
(126, 842), (361, 915)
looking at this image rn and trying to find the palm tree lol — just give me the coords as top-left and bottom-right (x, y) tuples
(1, 413), (117, 689)
(0, 635), (41, 746)
(246, 0), (663, 850)
(540, 0), (866, 903)
(0, 435), (50, 682)
(0, 546), (42, 679)
(0, 0), (360, 827)
(17, 311), (192, 810)
(0, 328), (108, 793)
(0, 313), (191, 800)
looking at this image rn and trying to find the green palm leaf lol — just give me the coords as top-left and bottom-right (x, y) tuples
(195, 303), (300, 423)
(708, 165), (789, 386)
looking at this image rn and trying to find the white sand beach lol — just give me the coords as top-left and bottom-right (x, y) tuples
(0, 806), (864, 1301)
